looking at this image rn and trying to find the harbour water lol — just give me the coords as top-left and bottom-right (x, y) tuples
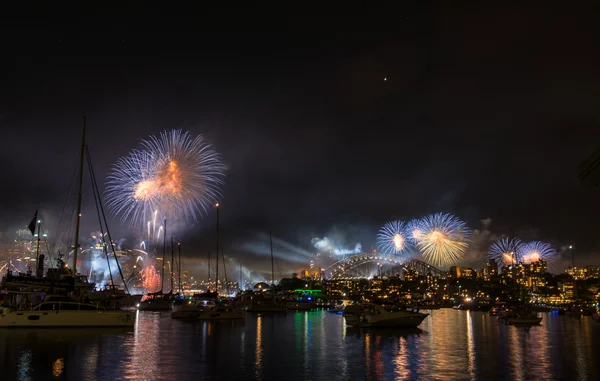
(0, 309), (598, 380)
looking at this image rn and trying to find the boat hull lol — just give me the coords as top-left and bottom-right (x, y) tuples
(0, 310), (135, 328)
(345, 314), (428, 328)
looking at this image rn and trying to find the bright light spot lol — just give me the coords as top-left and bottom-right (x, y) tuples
(392, 233), (404, 250)
(384, 77), (387, 81)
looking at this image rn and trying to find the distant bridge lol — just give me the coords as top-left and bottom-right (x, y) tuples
(324, 253), (444, 279)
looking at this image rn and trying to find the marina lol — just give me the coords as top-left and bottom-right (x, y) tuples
(0, 308), (598, 380)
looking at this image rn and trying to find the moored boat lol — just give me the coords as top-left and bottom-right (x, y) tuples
(343, 303), (428, 328)
(0, 294), (135, 328)
(138, 292), (173, 311)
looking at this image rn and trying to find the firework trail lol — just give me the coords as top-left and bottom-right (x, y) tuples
(376, 220), (413, 254)
(417, 213), (472, 267)
(488, 237), (523, 265)
(105, 130), (226, 226)
(519, 241), (556, 264)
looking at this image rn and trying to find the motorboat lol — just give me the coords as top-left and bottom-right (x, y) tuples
(86, 286), (142, 310)
(489, 307), (499, 316)
(343, 303), (428, 328)
(326, 300), (346, 314)
(138, 292), (173, 311)
(0, 294), (135, 328)
(501, 308), (542, 325)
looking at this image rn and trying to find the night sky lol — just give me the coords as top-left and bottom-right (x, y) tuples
(1, 6), (599, 274)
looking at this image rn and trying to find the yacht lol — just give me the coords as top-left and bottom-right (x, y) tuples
(247, 232), (287, 313)
(343, 303), (429, 328)
(138, 292), (173, 311)
(285, 294), (317, 311)
(171, 298), (212, 319)
(501, 307), (542, 325)
(0, 294), (135, 328)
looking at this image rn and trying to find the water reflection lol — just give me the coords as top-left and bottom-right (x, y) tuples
(52, 358), (64, 378)
(466, 311), (475, 379)
(123, 311), (160, 380)
(255, 314), (263, 380)
(17, 349), (32, 381)
(0, 310), (597, 380)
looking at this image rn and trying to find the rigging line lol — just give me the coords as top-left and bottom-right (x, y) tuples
(55, 184), (77, 259)
(86, 148), (115, 291)
(85, 145), (130, 294)
(222, 249), (228, 295)
(50, 165), (77, 253)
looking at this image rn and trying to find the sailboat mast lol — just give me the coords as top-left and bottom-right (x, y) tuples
(215, 203), (220, 295)
(72, 116), (86, 275)
(270, 232), (274, 299)
(178, 242), (182, 293)
(171, 237), (174, 293)
(35, 221), (41, 263)
(161, 219), (166, 293)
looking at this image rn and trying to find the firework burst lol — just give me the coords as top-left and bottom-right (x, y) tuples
(406, 219), (425, 244)
(519, 241), (556, 264)
(141, 265), (161, 293)
(489, 237), (523, 265)
(417, 213), (471, 267)
(376, 220), (413, 254)
(105, 130), (226, 226)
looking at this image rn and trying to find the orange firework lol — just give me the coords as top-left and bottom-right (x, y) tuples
(141, 265), (161, 293)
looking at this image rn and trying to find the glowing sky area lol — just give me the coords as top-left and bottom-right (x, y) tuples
(1, 8), (600, 275)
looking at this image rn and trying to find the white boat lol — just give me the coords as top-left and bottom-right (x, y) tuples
(343, 303), (428, 328)
(0, 295), (135, 328)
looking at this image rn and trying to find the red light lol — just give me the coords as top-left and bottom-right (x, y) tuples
(373, 249), (377, 253)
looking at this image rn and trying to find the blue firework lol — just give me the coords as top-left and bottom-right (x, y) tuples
(488, 237), (523, 265)
(376, 220), (413, 254)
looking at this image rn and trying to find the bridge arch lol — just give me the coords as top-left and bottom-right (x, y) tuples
(324, 253), (444, 279)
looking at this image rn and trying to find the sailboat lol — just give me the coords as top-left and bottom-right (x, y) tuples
(246, 232), (287, 313)
(138, 221), (173, 311)
(0, 117), (135, 328)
